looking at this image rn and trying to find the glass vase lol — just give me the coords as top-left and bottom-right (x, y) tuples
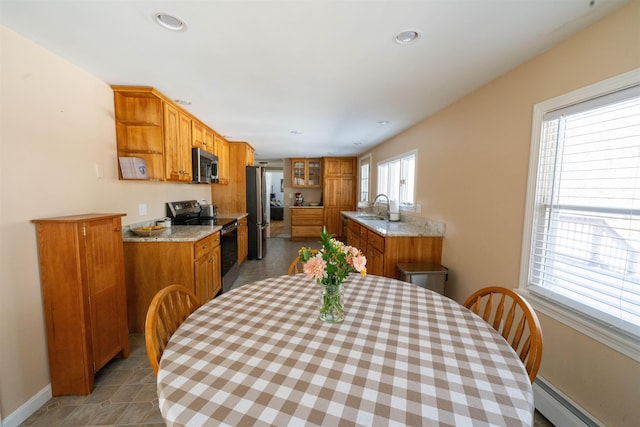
(319, 282), (345, 323)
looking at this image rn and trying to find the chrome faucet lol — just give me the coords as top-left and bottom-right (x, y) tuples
(372, 194), (390, 221)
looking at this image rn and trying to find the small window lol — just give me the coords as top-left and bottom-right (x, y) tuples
(377, 151), (416, 208)
(522, 70), (640, 358)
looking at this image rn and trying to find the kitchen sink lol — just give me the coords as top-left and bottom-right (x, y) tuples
(356, 214), (386, 220)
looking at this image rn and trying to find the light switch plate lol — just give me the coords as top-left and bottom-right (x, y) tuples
(138, 203), (147, 216)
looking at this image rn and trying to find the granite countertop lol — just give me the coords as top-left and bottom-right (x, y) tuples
(122, 225), (222, 242)
(289, 205), (323, 208)
(341, 211), (446, 237)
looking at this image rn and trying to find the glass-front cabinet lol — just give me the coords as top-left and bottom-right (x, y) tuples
(291, 158), (322, 188)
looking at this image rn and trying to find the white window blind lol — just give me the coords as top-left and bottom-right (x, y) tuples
(529, 84), (640, 338)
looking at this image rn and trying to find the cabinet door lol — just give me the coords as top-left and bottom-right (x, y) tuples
(292, 159), (306, 186)
(195, 249), (215, 303)
(366, 245), (384, 276)
(164, 104), (191, 182)
(192, 120), (205, 149)
(339, 177), (355, 208)
(215, 135), (229, 184)
(178, 112), (192, 181)
(85, 218), (129, 371)
(238, 218), (248, 263)
(323, 207), (342, 237)
(212, 244), (222, 296)
(307, 160), (322, 186)
(204, 128), (215, 154)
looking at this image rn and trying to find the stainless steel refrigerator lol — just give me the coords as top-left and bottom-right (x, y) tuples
(246, 166), (268, 259)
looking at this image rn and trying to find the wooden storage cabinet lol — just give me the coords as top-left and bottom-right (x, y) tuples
(238, 216), (248, 264)
(123, 232), (221, 332)
(323, 157), (356, 237)
(291, 207), (324, 238)
(32, 214), (129, 396)
(345, 218), (442, 279)
(292, 158), (322, 187)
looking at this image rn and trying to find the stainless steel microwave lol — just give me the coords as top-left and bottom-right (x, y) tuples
(192, 148), (218, 184)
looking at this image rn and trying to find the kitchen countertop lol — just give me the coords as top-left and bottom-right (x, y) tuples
(342, 211), (446, 237)
(122, 225), (221, 242)
(289, 205), (323, 208)
(122, 213), (248, 242)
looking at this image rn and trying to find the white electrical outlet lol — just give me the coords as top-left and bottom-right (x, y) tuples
(416, 203), (422, 213)
(95, 163), (104, 179)
(138, 203), (147, 216)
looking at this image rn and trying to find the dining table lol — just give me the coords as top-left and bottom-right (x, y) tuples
(157, 274), (535, 426)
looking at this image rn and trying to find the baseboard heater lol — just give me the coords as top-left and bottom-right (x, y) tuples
(534, 376), (604, 427)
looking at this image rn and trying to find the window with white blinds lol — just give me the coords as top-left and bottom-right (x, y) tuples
(377, 151), (416, 208)
(527, 83), (640, 340)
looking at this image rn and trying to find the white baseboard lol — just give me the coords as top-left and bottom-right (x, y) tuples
(534, 376), (604, 427)
(3, 384), (51, 427)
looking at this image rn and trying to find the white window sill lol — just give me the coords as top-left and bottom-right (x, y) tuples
(517, 289), (640, 363)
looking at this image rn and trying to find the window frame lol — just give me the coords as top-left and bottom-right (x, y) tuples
(376, 150), (417, 210)
(519, 68), (640, 362)
(358, 154), (371, 203)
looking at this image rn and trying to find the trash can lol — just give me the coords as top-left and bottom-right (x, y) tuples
(397, 262), (449, 295)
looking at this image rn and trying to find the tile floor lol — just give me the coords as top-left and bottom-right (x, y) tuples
(21, 236), (554, 426)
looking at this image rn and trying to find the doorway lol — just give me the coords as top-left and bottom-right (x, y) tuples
(265, 165), (286, 238)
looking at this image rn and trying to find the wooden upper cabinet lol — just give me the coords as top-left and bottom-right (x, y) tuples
(292, 158), (322, 188)
(113, 88), (164, 180)
(163, 104), (192, 182)
(192, 119), (205, 150)
(112, 85), (227, 183)
(193, 120), (215, 154)
(204, 127), (215, 154)
(215, 135), (230, 185)
(324, 157), (355, 177)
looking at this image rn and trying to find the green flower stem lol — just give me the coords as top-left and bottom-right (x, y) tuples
(319, 283), (344, 323)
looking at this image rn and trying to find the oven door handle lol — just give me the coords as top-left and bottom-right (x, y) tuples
(221, 222), (239, 236)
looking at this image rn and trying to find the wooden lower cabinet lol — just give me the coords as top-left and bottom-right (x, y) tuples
(123, 232), (221, 332)
(32, 214), (129, 396)
(346, 218), (442, 279)
(291, 207), (324, 238)
(238, 216), (248, 264)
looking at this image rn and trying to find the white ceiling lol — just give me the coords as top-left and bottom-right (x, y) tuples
(0, 0), (629, 161)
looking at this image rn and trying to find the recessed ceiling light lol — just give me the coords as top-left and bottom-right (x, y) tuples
(394, 29), (420, 45)
(154, 12), (186, 31)
(174, 99), (192, 106)
(290, 130), (302, 135)
(377, 120), (390, 126)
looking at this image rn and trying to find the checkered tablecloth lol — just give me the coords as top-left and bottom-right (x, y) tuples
(158, 274), (534, 427)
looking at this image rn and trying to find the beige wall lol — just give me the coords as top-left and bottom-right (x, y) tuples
(0, 26), (213, 416)
(361, 2), (640, 425)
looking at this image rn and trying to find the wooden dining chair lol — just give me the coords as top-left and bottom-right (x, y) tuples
(145, 284), (201, 375)
(463, 286), (543, 383)
(287, 249), (319, 275)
